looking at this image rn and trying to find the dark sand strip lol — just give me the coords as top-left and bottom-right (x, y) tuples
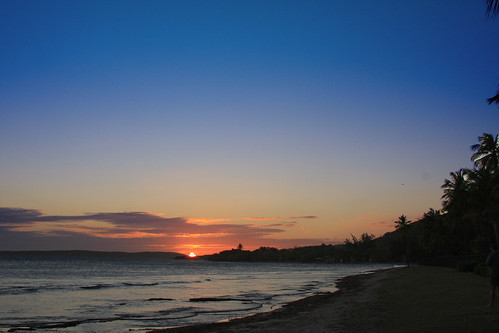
(150, 266), (499, 333)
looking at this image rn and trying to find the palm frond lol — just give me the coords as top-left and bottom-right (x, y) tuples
(471, 143), (480, 152)
(471, 134), (499, 170)
(486, 0), (499, 18)
(487, 91), (499, 105)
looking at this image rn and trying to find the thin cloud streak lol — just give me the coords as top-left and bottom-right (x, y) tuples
(365, 221), (394, 233)
(187, 218), (231, 224)
(261, 222), (297, 228)
(243, 216), (317, 221)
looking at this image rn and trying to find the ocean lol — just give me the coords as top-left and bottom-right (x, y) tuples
(0, 253), (395, 332)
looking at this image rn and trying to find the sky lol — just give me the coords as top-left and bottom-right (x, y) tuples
(1, 0), (498, 255)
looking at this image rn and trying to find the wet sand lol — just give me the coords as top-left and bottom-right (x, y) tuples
(149, 268), (392, 333)
(150, 265), (499, 333)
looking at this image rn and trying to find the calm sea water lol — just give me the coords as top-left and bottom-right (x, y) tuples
(0, 254), (395, 332)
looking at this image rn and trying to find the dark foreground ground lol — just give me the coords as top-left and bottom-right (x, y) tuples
(150, 266), (499, 333)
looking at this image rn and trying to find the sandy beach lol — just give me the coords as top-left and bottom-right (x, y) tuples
(152, 266), (499, 333)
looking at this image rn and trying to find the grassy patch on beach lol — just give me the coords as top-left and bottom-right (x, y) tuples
(338, 266), (499, 333)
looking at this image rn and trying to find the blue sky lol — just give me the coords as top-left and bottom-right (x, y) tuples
(1, 1), (498, 254)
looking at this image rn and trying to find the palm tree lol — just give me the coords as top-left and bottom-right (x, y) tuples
(423, 208), (441, 219)
(441, 169), (471, 215)
(439, 135), (499, 249)
(467, 167), (499, 247)
(440, 169), (476, 253)
(394, 215), (411, 230)
(420, 208), (448, 255)
(394, 215), (412, 265)
(471, 133), (499, 171)
(466, 134), (499, 247)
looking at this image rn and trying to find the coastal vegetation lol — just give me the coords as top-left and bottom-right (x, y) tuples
(204, 133), (499, 266)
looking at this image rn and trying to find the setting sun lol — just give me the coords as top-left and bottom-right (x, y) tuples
(188, 252), (197, 258)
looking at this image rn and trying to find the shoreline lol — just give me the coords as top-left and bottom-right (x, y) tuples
(150, 266), (499, 332)
(149, 268), (393, 333)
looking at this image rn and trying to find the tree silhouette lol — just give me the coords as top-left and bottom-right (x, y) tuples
(471, 133), (499, 171)
(394, 215), (412, 265)
(394, 215), (411, 230)
(420, 208), (448, 255)
(469, 135), (499, 246)
(441, 135), (499, 248)
(345, 233), (375, 262)
(441, 169), (470, 215)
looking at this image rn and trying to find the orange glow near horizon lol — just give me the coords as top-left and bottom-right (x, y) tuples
(1, 207), (402, 255)
(173, 232), (229, 238)
(187, 218), (231, 224)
